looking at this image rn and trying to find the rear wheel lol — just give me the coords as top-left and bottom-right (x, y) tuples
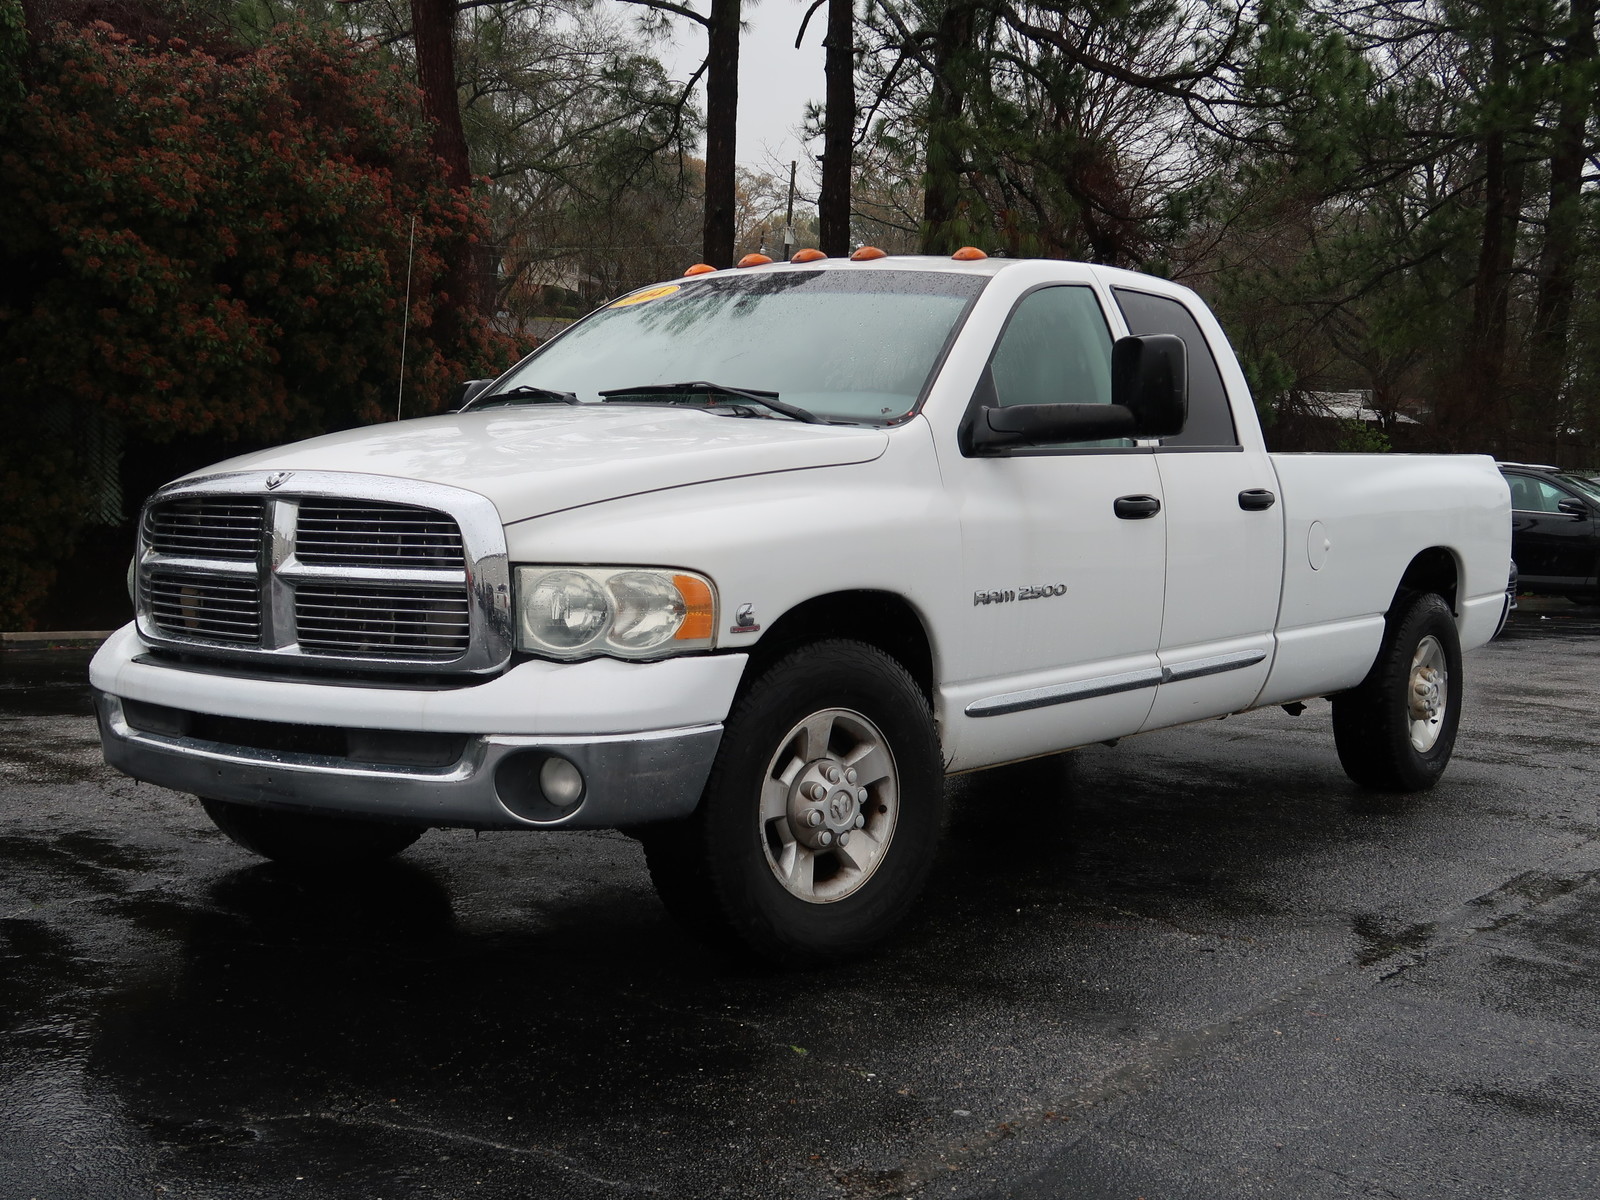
(642, 640), (943, 964)
(1331, 592), (1463, 792)
(200, 798), (424, 866)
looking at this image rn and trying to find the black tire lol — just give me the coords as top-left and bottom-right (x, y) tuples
(1331, 592), (1463, 792)
(1566, 593), (1600, 607)
(642, 640), (944, 965)
(200, 798), (424, 866)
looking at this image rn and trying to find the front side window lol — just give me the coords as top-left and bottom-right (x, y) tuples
(486, 269), (988, 424)
(1555, 474), (1600, 506)
(986, 285), (1129, 449)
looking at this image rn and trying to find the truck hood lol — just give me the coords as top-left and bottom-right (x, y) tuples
(193, 405), (890, 522)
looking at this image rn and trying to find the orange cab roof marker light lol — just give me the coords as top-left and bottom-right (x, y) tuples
(791, 248), (827, 263)
(850, 246), (887, 261)
(683, 263), (717, 276)
(952, 246), (988, 261)
(737, 253), (774, 267)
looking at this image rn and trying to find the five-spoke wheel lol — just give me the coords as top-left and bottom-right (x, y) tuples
(1405, 634), (1449, 753)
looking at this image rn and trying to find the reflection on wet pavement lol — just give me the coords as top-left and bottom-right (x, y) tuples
(2, 610), (1598, 1198)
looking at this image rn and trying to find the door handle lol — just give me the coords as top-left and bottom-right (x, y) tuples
(1238, 488), (1277, 511)
(1114, 494), (1162, 520)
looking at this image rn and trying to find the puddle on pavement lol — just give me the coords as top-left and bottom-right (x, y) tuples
(1350, 913), (1436, 966)
(0, 832), (162, 898)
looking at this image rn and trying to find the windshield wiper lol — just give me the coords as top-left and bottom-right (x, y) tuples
(597, 380), (822, 424)
(468, 384), (580, 409)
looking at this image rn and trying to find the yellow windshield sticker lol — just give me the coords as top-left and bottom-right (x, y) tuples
(609, 284), (680, 308)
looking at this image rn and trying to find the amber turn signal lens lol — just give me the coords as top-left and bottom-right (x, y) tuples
(737, 253), (774, 267)
(790, 248), (827, 263)
(850, 246), (887, 261)
(952, 246), (988, 261)
(683, 263), (717, 276)
(673, 574), (716, 641)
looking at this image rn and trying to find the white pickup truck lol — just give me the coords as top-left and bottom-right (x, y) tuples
(91, 253), (1512, 963)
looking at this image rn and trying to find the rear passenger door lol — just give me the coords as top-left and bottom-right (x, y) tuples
(1110, 287), (1284, 730)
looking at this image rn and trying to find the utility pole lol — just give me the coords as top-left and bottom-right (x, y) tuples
(782, 161), (797, 262)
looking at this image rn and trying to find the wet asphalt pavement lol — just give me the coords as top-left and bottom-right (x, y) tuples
(2, 607), (1598, 1200)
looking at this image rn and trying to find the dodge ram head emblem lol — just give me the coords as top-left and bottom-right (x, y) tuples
(265, 471), (293, 490)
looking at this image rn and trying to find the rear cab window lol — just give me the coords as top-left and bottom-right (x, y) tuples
(1112, 288), (1239, 449)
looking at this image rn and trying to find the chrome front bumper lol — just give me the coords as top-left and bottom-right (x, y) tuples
(95, 692), (722, 830)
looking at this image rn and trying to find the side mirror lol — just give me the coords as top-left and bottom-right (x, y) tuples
(958, 333), (1189, 455)
(1112, 334), (1187, 438)
(450, 378), (494, 411)
(1557, 497), (1589, 520)
(960, 368), (1137, 453)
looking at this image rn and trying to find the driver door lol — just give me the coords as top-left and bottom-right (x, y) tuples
(940, 285), (1167, 769)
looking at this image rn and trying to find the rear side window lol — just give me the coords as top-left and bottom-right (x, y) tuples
(1113, 288), (1238, 448)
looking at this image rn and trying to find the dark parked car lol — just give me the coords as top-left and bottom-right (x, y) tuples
(1499, 462), (1600, 605)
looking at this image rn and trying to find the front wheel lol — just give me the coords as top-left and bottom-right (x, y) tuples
(200, 798), (425, 866)
(1331, 592), (1463, 792)
(642, 640), (944, 964)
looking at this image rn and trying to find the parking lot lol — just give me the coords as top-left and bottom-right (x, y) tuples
(2, 603), (1597, 1200)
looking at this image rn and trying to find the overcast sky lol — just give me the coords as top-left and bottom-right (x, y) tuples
(637, 1), (828, 188)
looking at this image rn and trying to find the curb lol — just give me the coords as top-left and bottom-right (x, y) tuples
(2, 630), (115, 649)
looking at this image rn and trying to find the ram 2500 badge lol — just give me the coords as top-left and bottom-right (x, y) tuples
(91, 252), (1513, 963)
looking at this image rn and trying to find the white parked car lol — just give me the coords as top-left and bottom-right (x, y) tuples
(92, 253), (1513, 963)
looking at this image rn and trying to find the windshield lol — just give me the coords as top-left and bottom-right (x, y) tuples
(488, 269), (988, 423)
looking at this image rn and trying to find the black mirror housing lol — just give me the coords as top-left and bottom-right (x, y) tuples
(1557, 497), (1589, 520)
(977, 403), (1137, 447)
(1112, 334), (1188, 438)
(960, 364), (1142, 454)
(451, 378), (494, 411)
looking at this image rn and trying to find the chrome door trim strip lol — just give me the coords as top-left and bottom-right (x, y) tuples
(1160, 648), (1268, 684)
(965, 667), (1163, 718)
(965, 648), (1268, 718)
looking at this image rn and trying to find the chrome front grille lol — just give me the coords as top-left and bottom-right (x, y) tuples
(295, 584), (470, 660)
(295, 501), (466, 568)
(144, 499), (265, 561)
(144, 570), (262, 643)
(135, 472), (511, 674)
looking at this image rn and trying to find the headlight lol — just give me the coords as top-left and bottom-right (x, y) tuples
(514, 566), (716, 659)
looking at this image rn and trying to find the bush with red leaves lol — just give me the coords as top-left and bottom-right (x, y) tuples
(0, 5), (514, 626)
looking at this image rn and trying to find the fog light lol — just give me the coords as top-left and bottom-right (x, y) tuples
(494, 751), (588, 823)
(539, 756), (584, 807)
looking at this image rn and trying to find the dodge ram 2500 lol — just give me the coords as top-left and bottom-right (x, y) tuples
(92, 252), (1513, 963)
